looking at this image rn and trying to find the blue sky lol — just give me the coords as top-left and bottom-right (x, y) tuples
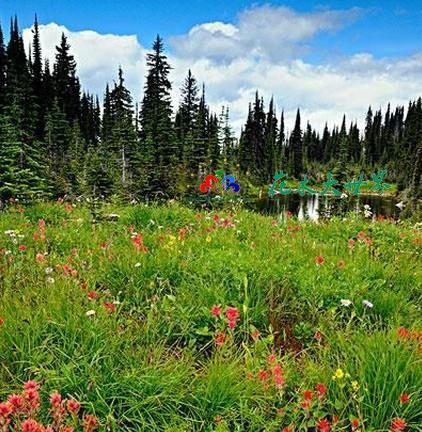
(1, 1), (421, 133)
(2, 0), (421, 60)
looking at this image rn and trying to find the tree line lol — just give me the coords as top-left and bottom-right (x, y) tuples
(0, 16), (420, 202)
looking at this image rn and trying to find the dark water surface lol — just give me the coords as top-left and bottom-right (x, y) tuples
(182, 193), (401, 220)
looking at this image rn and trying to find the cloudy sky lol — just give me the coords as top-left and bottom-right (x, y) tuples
(2, 0), (422, 134)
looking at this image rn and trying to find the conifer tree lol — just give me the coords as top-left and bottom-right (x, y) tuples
(290, 109), (303, 179)
(139, 35), (175, 196)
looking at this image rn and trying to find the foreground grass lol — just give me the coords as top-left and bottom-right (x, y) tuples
(0, 201), (421, 431)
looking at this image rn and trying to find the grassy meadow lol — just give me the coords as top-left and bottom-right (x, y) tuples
(0, 201), (421, 431)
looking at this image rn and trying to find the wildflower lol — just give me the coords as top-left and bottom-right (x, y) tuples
(225, 306), (239, 322)
(399, 393), (410, 404)
(210, 304), (221, 317)
(351, 419), (360, 430)
(317, 419), (331, 432)
(351, 380), (359, 391)
(314, 331), (322, 342)
(0, 402), (12, 418)
(0, 317), (4, 326)
(340, 299), (352, 307)
(36, 253), (45, 263)
(282, 428), (293, 432)
(315, 383), (327, 398)
(215, 332), (225, 347)
(100, 242), (109, 250)
(19, 245), (27, 251)
(251, 330), (260, 340)
(332, 368), (344, 380)
(45, 267), (53, 274)
(303, 390), (313, 401)
(104, 302), (116, 313)
(397, 327), (410, 339)
(358, 231), (366, 239)
(50, 391), (62, 407)
(301, 400), (311, 410)
(273, 373), (285, 387)
(214, 415), (222, 424)
(390, 418), (406, 432)
(315, 255), (325, 265)
(258, 369), (269, 382)
(365, 238), (373, 246)
(46, 277), (55, 284)
(87, 291), (98, 300)
(268, 353), (277, 364)
(21, 419), (43, 432)
(228, 319), (237, 329)
(83, 414), (98, 432)
(24, 380), (39, 391)
(206, 236), (211, 243)
(337, 259), (345, 269)
(134, 262), (141, 268)
(213, 214), (220, 222)
(86, 310), (96, 317)
(67, 399), (81, 414)
(362, 300), (373, 308)
(272, 363), (282, 376)
(7, 394), (23, 411)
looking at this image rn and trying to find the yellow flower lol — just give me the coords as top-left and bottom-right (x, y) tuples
(206, 236), (211, 243)
(334, 368), (344, 379)
(351, 381), (359, 391)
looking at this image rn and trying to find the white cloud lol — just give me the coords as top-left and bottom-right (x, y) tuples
(22, 5), (422, 136)
(23, 23), (147, 100)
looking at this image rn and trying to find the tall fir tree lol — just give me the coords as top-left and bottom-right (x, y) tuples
(139, 35), (175, 196)
(290, 109), (303, 179)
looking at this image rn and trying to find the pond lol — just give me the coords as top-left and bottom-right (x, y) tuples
(182, 193), (402, 220)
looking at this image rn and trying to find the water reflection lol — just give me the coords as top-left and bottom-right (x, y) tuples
(249, 193), (400, 219)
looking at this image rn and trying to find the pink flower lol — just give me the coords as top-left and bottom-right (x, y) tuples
(258, 370), (269, 382)
(399, 393), (410, 404)
(390, 418), (407, 432)
(317, 419), (331, 432)
(251, 330), (260, 340)
(36, 253), (45, 263)
(21, 419), (43, 432)
(24, 381), (39, 391)
(303, 390), (313, 401)
(358, 231), (366, 239)
(19, 245), (27, 251)
(211, 305), (221, 317)
(215, 332), (225, 347)
(315, 383), (327, 398)
(348, 239), (355, 248)
(103, 302), (116, 313)
(49, 392), (62, 408)
(228, 319), (237, 329)
(315, 255), (325, 265)
(7, 394), (24, 412)
(225, 306), (239, 322)
(273, 373), (285, 388)
(87, 290), (98, 300)
(83, 414), (98, 432)
(0, 402), (12, 418)
(67, 399), (81, 414)
(351, 419), (360, 431)
(314, 331), (322, 342)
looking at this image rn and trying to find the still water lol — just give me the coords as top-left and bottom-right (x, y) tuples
(183, 193), (401, 220)
(248, 193), (400, 219)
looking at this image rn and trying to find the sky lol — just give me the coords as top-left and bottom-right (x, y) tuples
(1, 0), (422, 134)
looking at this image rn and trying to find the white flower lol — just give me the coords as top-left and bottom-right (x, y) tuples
(362, 300), (373, 308)
(46, 277), (55, 284)
(4, 230), (16, 237)
(112, 300), (121, 305)
(134, 262), (141, 268)
(341, 193), (348, 199)
(86, 310), (96, 317)
(45, 267), (53, 274)
(340, 299), (353, 307)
